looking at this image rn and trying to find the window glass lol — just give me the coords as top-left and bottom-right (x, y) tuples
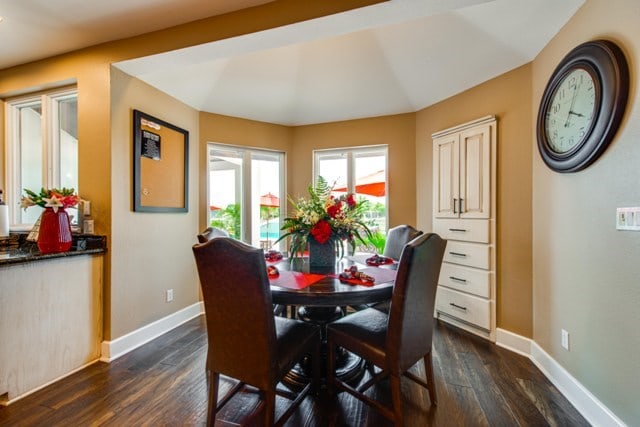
(209, 147), (243, 240)
(18, 102), (44, 224)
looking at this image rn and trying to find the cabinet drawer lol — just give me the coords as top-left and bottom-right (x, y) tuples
(438, 263), (491, 298)
(435, 286), (490, 330)
(443, 241), (490, 269)
(433, 219), (489, 243)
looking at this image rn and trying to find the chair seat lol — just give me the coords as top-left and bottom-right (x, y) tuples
(275, 317), (320, 374)
(327, 308), (388, 368)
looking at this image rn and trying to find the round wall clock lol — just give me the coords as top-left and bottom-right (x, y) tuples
(536, 39), (629, 173)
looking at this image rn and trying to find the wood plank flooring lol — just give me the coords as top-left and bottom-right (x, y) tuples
(0, 315), (588, 426)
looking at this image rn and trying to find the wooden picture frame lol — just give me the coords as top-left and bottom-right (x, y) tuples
(133, 109), (189, 212)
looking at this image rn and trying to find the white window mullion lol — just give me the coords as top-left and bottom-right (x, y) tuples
(242, 150), (252, 244)
(346, 151), (355, 193)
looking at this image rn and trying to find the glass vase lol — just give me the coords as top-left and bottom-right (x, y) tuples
(37, 207), (73, 254)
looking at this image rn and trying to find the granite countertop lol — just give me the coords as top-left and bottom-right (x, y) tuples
(0, 233), (107, 266)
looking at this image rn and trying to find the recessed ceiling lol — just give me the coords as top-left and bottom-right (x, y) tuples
(115, 0), (584, 125)
(2, 0), (584, 126)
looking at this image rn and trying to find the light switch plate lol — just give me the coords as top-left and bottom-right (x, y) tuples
(616, 207), (640, 231)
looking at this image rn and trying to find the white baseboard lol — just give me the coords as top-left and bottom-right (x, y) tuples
(100, 302), (204, 362)
(496, 327), (532, 357)
(496, 328), (626, 427)
(530, 341), (627, 427)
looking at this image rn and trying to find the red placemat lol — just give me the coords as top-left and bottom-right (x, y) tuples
(331, 267), (397, 287)
(365, 256), (394, 266)
(269, 270), (326, 290)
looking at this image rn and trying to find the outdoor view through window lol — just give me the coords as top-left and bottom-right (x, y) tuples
(208, 144), (387, 254)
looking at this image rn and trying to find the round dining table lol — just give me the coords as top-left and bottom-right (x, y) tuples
(269, 256), (397, 389)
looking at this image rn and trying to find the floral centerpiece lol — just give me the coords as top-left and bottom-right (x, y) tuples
(276, 177), (373, 261)
(21, 187), (81, 254)
(21, 187), (81, 212)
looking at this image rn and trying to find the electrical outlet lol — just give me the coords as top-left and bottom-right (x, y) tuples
(561, 329), (570, 350)
(82, 200), (91, 216)
(166, 289), (174, 302)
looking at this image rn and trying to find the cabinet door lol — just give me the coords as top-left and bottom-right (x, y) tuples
(459, 124), (491, 219)
(433, 134), (459, 219)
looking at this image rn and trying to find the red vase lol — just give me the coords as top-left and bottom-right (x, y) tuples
(37, 207), (72, 254)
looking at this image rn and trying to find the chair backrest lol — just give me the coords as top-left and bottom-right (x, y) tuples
(192, 237), (277, 389)
(386, 233), (446, 372)
(382, 225), (423, 260)
(197, 226), (229, 243)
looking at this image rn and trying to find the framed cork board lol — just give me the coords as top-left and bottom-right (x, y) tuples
(133, 109), (189, 212)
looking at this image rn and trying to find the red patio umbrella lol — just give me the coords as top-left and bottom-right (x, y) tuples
(209, 205), (222, 211)
(259, 192), (280, 207)
(333, 170), (386, 197)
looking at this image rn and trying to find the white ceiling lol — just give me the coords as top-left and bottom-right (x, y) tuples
(1, 0), (584, 126)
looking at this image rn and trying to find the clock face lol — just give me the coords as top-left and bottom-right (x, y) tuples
(544, 68), (597, 154)
(537, 40), (629, 173)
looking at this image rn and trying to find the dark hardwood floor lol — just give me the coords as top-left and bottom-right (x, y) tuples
(0, 315), (588, 426)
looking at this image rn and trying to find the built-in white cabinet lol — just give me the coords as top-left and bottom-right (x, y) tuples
(433, 121), (491, 219)
(432, 116), (496, 341)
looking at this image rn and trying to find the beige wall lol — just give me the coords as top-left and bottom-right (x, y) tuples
(416, 64), (534, 337)
(291, 114), (417, 227)
(109, 67), (200, 338)
(532, 0), (640, 423)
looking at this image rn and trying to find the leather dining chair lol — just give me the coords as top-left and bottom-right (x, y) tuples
(197, 227), (286, 317)
(326, 233), (446, 426)
(360, 224), (423, 314)
(197, 226), (229, 243)
(382, 224), (423, 261)
(192, 237), (321, 426)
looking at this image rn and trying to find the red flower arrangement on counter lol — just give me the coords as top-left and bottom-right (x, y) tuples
(21, 187), (80, 212)
(276, 177), (372, 258)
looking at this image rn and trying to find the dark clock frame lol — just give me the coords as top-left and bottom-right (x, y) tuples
(536, 39), (629, 173)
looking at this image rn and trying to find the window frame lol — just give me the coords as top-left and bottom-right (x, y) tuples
(313, 144), (389, 232)
(5, 87), (79, 227)
(207, 142), (286, 247)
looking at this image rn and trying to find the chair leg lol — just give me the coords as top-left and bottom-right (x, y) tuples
(424, 352), (437, 406)
(327, 340), (336, 396)
(207, 372), (219, 426)
(312, 340), (321, 394)
(390, 374), (403, 427)
(265, 390), (276, 427)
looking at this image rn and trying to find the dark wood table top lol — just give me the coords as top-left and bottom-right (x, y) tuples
(269, 257), (396, 307)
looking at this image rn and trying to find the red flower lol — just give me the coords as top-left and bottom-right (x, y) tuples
(346, 194), (356, 208)
(327, 201), (342, 218)
(311, 220), (332, 244)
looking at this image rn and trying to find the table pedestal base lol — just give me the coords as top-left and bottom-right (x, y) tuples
(282, 305), (366, 390)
